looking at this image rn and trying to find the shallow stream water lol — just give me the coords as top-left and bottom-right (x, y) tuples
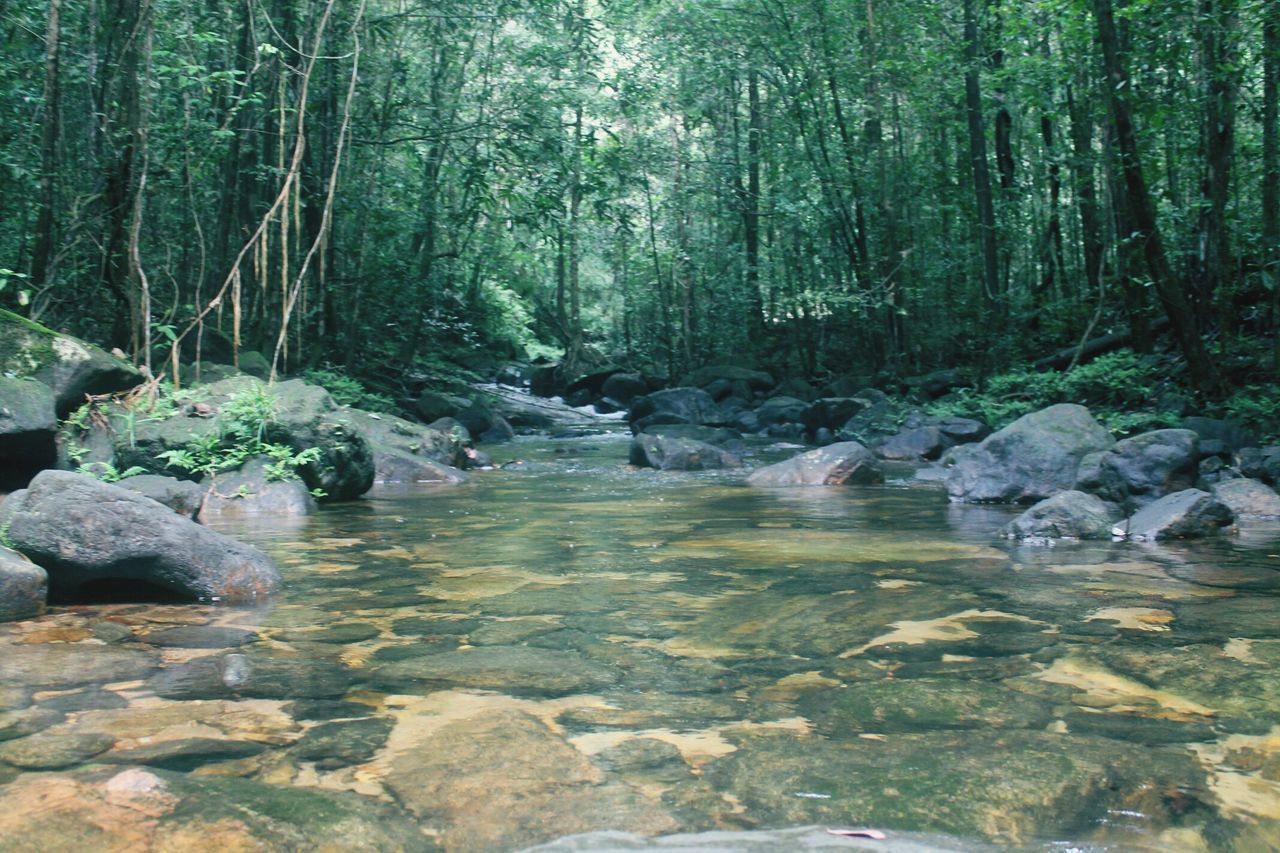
(2, 431), (1279, 851)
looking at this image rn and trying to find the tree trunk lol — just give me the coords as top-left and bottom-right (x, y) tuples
(963, 0), (1000, 319)
(1262, 0), (1279, 367)
(29, 0), (61, 292)
(1092, 0), (1220, 396)
(744, 71), (764, 337)
(1196, 0), (1238, 329)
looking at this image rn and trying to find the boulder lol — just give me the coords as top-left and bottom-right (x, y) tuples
(198, 457), (316, 522)
(769, 378), (817, 402)
(936, 417), (991, 444)
(0, 470), (280, 603)
(342, 408), (463, 467)
(640, 424), (745, 450)
(564, 366), (622, 397)
(747, 441), (884, 487)
(0, 376), (58, 484)
(259, 379), (375, 501)
(531, 363), (564, 397)
(1182, 416), (1255, 454)
(0, 309), (142, 416)
(799, 397), (865, 433)
(601, 372), (647, 405)
(1211, 478), (1280, 518)
(877, 426), (950, 461)
(1116, 488), (1234, 540)
(1237, 446), (1280, 485)
(371, 447), (468, 484)
(0, 546), (46, 622)
(679, 365), (774, 392)
(413, 390), (467, 424)
(629, 388), (723, 432)
(1004, 491), (1117, 540)
(946, 404), (1114, 504)
(234, 350), (271, 379)
(116, 475), (206, 518)
(629, 435), (742, 472)
(1075, 428), (1199, 508)
(754, 396), (808, 428)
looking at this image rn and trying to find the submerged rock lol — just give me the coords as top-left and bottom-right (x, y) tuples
(1115, 488), (1233, 540)
(1004, 490), (1117, 540)
(150, 653), (351, 700)
(0, 545), (47, 622)
(747, 441), (883, 487)
(0, 729), (116, 769)
(946, 404), (1114, 504)
(629, 434), (742, 471)
(0, 643), (157, 689)
(0, 470), (280, 603)
(372, 646), (617, 696)
(800, 679), (1054, 736)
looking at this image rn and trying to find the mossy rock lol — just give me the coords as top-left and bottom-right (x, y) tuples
(0, 309), (141, 417)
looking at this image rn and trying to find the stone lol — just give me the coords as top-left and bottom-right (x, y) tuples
(101, 737), (266, 771)
(1116, 488), (1233, 540)
(370, 446), (469, 484)
(640, 424), (745, 450)
(150, 653), (352, 700)
(1211, 478), (1280, 517)
(629, 435), (742, 471)
(1182, 416), (1255, 454)
(265, 379), (375, 501)
(0, 471), (280, 603)
(0, 309), (142, 417)
(342, 407), (463, 466)
(0, 730), (116, 769)
(754, 395), (808, 428)
(629, 388), (724, 432)
(876, 426), (949, 461)
(679, 365), (774, 392)
(115, 474), (206, 518)
(747, 442), (883, 487)
(0, 643), (156, 689)
(935, 416), (990, 443)
(372, 646), (618, 696)
(292, 716), (393, 768)
(414, 389), (466, 423)
(0, 546), (46, 622)
(946, 404), (1114, 504)
(1004, 490), (1118, 540)
(769, 378), (817, 401)
(601, 372), (649, 405)
(1236, 445), (1280, 485)
(799, 397), (865, 433)
(141, 625), (256, 648)
(594, 738), (690, 782)
(0, 707), (62, 741)
(198, 457), (316, 521)
(1076, 428), (1199, 508)
(799, 679), (1054, 735)
(0, 376), (57, 484)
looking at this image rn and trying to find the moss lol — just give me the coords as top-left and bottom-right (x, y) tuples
(0, 309), (58, 377)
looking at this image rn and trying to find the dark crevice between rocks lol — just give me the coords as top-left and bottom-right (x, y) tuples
(50, 577), (191, 605)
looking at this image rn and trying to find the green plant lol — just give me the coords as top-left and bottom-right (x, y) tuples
(1223, 384), (1280, 444)
(263, 444), (322, 481)
(0, 520), (15, 550)
(302, 368), (394, 412)
(76, 461), (147, 483)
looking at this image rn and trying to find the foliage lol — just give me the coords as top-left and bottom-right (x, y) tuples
(1222, 385), (1280, 444)
(302, 368), (394, 413)
(76, 461), (148, 483)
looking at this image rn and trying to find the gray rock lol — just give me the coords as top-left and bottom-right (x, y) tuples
(877, 426), (949, 461)
(0, 643), (156, 689)
(370, 446), (468, 484)
(629, 388), (724, 431)
(342, 407), (464, 465)
(292, 716), (394, 768)
(1237, 445), (1280, 485)
(0, 309), (142, 417)
(754, 395), (808, 428)
(0, 376), (57, 479)
(1211, 478), (1280, 517)
(101, 736), (266, 771)
(935, 417), (990, 443)
(0, 470), (280, 603)
(800, 398), (865, 432)
(770, 378), (818, 401)
(601, 373), (649, 405)
(747, 442), (883, 487)
(0, 546), (46, 622)
(151, 653), (352, 700)
(1076, 428), (1199, 508)
(946, 404), (1114, 504)
(142, 625), (256, 648)
(680, 365), (774, 392)
(0, 730), (115, 769)
(640, 424), (744, 449)
(198, 457), (316, 521)
(1004, 490), (1117, 540)
(629, 435), (742, 471)
(1117, 488), (1234, 540)
(1182, 416), (1255, 454)
(266, 379), (375, 500)
(116, 474), (206, 518)
(372, 646), (618, 696)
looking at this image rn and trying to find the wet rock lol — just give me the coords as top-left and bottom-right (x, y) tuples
(0, 309), (142, 417)
(523, 826), (990, 852)
(0, 707), (62, 741)
(0, 686), (30, 712)
(747, 442), (883, 487)
(142, 625), (256, 648)
(1211, 478), (1280, 517)
(276, 622), (381, 644)
(469, 619), (563, 645)
(0, 375), (57, 483)
(37, 687), (129, 713)
(391, 616), (482, 637)
(151, 653), (352, 700)
(0, 729), (116, 769)
(372, 646), (618, 696)
(1004, 490), (1117, 540)
(629, 388), (724, 432)
(771, 378), (818, 402)
(1060, 710), (1216, 745)
(0, 545), (46, 622)
(1236, 445), (1280, 485)
(198, 457), (316, 521)
(1115, 489), (1233, 540)
(602, 372), (648, 405)
(754, 395), (808, 430)
(370, 446), (468, 484)
(876, 426), (949, 461)
(629, 434), (742, 471)
(101, 736), (266, 771)
(946, 404), (1114, 504)
(0, 643), (156, 689)
(1076, 428), (1199, 508)
(266, 379), (376, 500)
(681, 365), (774, 392)
(800, 679), (1054, 735)
(1182, 416), (1255, 454)
(380, 707), (676, 850)
(935, 417), (990, 444)
(292, 716), (393, 768)
(640, 424), (745, 450)
(595, 738), (691, 783)
(799, 398), (865, 433)
(115, 474), (205, 518)
(0, 470), (280, 603)
(701, 730), (1204, 847)
(285, 699), (376, 721)
(342, 407), (463, 466)
(557, 695), (744, 731)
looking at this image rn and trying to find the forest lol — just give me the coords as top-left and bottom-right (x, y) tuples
(0, 0), (1277, 416)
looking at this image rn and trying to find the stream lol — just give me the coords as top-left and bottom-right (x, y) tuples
(1, 429), (1279, 851)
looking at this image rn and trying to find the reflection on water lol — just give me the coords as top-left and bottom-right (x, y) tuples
(1, 431), (1279, 851)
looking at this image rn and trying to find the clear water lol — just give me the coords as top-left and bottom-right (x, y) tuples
(2, 431), (1279, 851)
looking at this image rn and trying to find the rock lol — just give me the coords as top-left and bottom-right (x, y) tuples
(0, 707), (62, 741)
(935, 416), (990, 443)
(454, 396), (498, 438)
(799, 397), (865, 433)
(1237, 445), (1280, 485)
(141, 625), (256, 648)
(1211, 478), (1280, 517)
(905, 367), (972, 399)
(702, 377), (749, 402)
(1004, 490), (1117, 540)
(496, 363), (531, 387)
(946, 404), (1114, 504)
(370, 447), (468, 484)
(629, 388), (723, 431)
(485, 384), (607, 429)
(116, 474), (206, 518)
(0, 470), (280, 603)
(594, 738), (690, 782)
(601, 372), (648, 405)
(0, 730), (116, 769)
(1116, 488), (1233, 540)
(877, 426), (950, 461)
(565, 367), (623, 397)
(0, 643), (157, 689)
(754, 395), (808, 428)
(0, 376), (57, 484)
(0, 309), (143, 417)
(1076, 428), (1199, 508)
(769, 377), (817, 401)
(198, 457), (316, 521)
(292, 716), (393, 768)
(747, 441), (884, 487)
(414, 389), (467, 423)
(265, 379), (375, 500)
(372, 646), (618, 696)
(1182, 416), (1255, 454)
(800, 678), (1054, 735)
(151, 653), (352, 700)
(342, 407), (464, 466)
(0, 546), (46, 622)
(234, 350), (271, 379)
(679, 365), (774, 392)
(380, 706), (676, 850)
(640, 424), (744, 450)
(101, 736), (266, 771)
(629, 435), (742, 471)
